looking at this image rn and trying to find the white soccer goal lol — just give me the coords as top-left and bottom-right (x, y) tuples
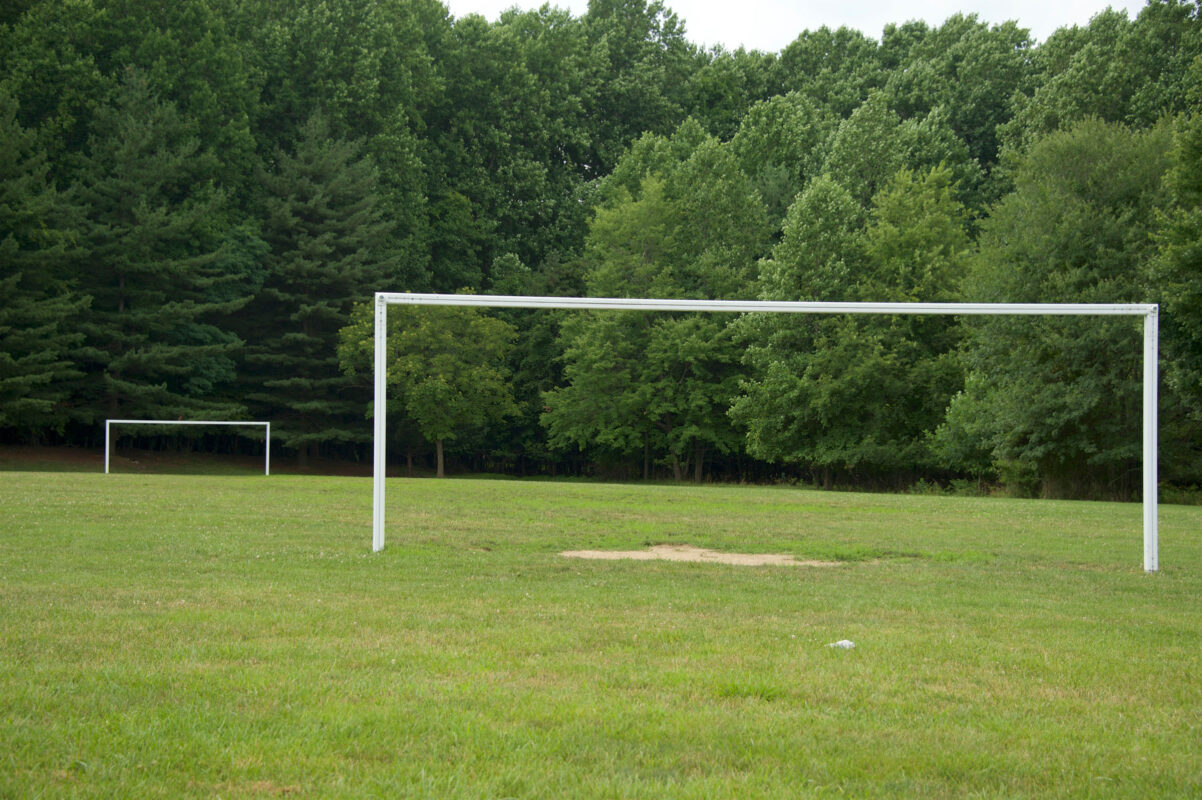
(371, 293), (1160, 572)
(104, 419), (272, 476)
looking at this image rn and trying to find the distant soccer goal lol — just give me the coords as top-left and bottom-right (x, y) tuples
(370, 293), (1160, 572)
(104, 419), (272, 476)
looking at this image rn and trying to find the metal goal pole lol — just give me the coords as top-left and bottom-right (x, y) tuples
(372, 294), (389, 552)
(104, 420), (272, 476)
(1144, 307), (1159, 572)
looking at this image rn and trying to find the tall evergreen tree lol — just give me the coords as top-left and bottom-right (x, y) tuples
(0, 0), (112, 178)
(244, 111), (397, 462)
(88, 0), (263, 206)
(243, 0), (436, 291)
(70, 69), (251, 425)
(0, 88), (87, 439)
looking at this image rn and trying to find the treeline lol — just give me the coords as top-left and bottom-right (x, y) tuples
(2, 0), (1200, 495)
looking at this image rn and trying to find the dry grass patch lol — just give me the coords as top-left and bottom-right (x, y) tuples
(560, 543), (842, 567)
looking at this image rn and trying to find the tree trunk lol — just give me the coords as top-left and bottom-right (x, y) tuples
(693, 443), (705, 483)
(643, 431), (650, 480)
(436, 438), (445, 477)
(670, 452), (682, 482)
(406, 447), (413, 477)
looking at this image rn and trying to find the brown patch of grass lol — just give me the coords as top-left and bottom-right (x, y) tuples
(560, 543), (841, 567)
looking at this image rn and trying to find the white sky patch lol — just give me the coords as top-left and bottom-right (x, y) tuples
(441, 0), (1149, 51)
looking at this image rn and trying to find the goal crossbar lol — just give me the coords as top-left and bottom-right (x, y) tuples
(372, 292), (1160, 572)
(105, 419), (272, 476)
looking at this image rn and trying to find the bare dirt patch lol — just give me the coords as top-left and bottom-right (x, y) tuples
(560, 544), (840, 567)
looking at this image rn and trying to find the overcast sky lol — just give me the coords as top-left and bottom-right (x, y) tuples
(440, 0), (1149, 52)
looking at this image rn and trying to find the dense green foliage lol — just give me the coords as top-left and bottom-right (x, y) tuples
(340, 301), (518, 476)
(2, 0), (1201, 495)
(734, 166), (969, 487)
(938, 121), (1171, 497)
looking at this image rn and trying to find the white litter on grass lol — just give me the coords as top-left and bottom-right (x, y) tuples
(827, 640), (855, 650)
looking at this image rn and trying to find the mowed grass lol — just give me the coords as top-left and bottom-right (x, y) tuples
(2, 471), (1200, 798)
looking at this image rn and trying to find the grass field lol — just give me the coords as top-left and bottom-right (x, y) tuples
(2, 465), (1200, 798)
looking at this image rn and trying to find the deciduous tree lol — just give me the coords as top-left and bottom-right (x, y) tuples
(339, 303), (518, 477)
(732, 167), (968, 484)
(544, 123), (769, 479)
(940, 119), (1171, 497)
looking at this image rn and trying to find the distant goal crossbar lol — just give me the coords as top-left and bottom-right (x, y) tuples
(371, 293), (1160, 572)
(104, 419), (272, 476)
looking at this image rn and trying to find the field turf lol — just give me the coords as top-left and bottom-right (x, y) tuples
(2, 467), (1200, 797)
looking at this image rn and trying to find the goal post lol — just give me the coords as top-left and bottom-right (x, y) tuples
(105, 419), (272, 476)
(372, 292), (1159, 572)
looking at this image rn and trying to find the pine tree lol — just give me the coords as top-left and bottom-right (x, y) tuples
(0, 88), (87, 439)
(245, 111), (397, 463)
(70, 69), (251, 424)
